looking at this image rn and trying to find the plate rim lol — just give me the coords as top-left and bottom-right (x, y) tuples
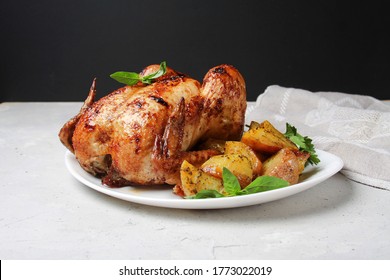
(65, 149), (343, 209)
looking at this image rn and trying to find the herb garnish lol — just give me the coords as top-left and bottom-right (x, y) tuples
(110, 61), (167, 86)
(187, 167), (289, 199)
(284, 123), (320, 165)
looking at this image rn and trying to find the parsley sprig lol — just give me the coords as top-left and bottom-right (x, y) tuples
(284, 123), (320, 165)
(110, 61), (167, 86)
(187, 168), (289, 199)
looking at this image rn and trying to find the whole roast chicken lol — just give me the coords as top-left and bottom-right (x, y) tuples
(59, 64), (246, 187)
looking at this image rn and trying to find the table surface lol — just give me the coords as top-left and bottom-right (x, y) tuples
(1, 102), (389, 260)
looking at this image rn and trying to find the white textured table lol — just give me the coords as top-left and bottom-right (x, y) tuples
(1, 102), (389, 260)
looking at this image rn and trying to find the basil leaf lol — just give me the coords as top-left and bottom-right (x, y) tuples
(110, 71), (140, 86)
(222, 167), (241, 196)
(186, 174), (289, 199)
(142, 61), (167, 81)
(187, 190), (224, 199)
(238, 176), (289, 195)
(141, 79), (153, 85)
(110, 61), (168, 86)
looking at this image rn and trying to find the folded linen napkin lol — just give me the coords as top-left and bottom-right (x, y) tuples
(246, 85), (390, 190)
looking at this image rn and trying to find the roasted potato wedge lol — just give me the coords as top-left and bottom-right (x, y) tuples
(201, 154), (253, 188)
(224, 141), (262, 177)
(241, 120), (298, 154)
(179, 160), (224, 197)
(262, 148), (302, 185)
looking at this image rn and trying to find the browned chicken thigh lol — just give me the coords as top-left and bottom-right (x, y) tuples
(59, 64), (246, 187)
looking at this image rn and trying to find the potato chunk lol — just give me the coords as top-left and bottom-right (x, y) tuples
(197, 138), (226, 153)
(179, 160), (224, 197)
(293, 150), (310, 174)
(241, 120), (297, 154)
(262, 148), (301, 185)
(224, 141), (262, 177)
(201, 154), (253, 188)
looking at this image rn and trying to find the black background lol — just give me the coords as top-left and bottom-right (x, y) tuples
(1, 0), (389, 102)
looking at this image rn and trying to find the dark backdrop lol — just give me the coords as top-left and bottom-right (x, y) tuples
(1, 0), (389, 102)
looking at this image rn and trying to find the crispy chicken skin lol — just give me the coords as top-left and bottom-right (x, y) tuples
(59, 64), (246, 187)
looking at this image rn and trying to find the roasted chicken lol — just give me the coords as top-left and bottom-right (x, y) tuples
(59, 64), (246, 187)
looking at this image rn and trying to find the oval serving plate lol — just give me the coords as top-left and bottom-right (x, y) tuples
(65, 149), (343, 209)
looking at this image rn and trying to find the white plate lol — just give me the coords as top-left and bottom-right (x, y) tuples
(65, 150), (343, 209)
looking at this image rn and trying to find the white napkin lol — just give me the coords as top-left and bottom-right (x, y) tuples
(246, 85), (390, 190)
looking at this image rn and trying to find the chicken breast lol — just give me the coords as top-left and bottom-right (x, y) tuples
(59, 64), (246, 187)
